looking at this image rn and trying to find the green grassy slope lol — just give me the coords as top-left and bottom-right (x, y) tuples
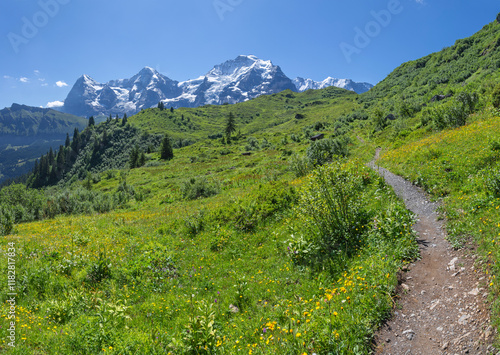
(129, 87), (358, 142)
(360, 19), (500, 109)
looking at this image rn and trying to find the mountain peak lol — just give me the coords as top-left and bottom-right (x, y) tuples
(138, 66), (158, 75)
(293, 77), (373, 94)
(208, 55), (273, 77)
(78, 74), (98, 86)
(60, 56), (372, 117)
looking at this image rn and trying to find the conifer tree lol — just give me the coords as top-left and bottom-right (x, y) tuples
(72, 128), (81, 153)
(129, 145), (140, 169)
(122, 113), (128, 126)
(48, 147), (55, 166)
(139, 152), (146, 167)
(56, 146), (65, 178)
(65, 133), (71, 148)
(160, 134), (174, 160)
(225, 112), (236, 141)
(88, 116), (95, 127)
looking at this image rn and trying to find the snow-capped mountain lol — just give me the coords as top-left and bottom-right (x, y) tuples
(60, 55), (373, 118)
(293, 77), (373, 94)
(162, 55), (297, 109)
(62, 67), (181, 117)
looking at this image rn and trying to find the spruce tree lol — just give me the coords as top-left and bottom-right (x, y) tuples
(160, 134), (174, 160)
(122, 113), (128, 126)
(56, 146), (65, 178)
(139, 152), (146, 167)
(88, 116), (95, 127)
(72, 128), (80, 153)
(129, 145), (139, 169)
(65, 133), (71, 148)
(48, 147), (55, 166)
(225, 112), (236, 140)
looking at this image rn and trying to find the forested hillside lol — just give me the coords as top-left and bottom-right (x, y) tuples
(0, 104), (87, 184)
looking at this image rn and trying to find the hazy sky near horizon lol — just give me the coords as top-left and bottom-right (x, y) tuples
(0, 0), (499, 109)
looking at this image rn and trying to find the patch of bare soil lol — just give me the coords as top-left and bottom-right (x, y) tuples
(369, 149), (498, 355)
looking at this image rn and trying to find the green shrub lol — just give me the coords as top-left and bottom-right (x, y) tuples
(368, 202), (419, 261)
(233, 181), (296, 231)
(85, 253), (112, 286)
(486, 167), (500, 198)
(492, 85), (500, 108)
(0, 205), (14, 236)
(306, 138), (349, 166)
(181, 300), (219, 354)
(297, 160), (367, 258)
(183, 210), (206, 237)
(288, 153), (311, 177)
(181, 177), (220, 200)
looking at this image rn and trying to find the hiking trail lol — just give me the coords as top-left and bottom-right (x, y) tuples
(369, 148), (498, 355)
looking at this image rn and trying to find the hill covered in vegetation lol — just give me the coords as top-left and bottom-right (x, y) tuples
(0, 104), (88, 184)
(0, 16), (499, 355)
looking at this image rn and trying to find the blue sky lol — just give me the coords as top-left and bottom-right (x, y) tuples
(0, 0), (499, 109)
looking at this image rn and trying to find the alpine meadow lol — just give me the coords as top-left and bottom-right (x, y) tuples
(1, 10), (500, 355)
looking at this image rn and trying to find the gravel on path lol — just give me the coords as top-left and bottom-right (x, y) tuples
(370, 149), (498, 355)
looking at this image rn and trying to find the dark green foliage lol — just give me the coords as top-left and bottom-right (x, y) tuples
(129, 145), (140, 169)
(288, 154), (311, 177)
(492, 85), (500, 108)
(306, 137), (349, 166)
(207, 181), (296, 232)
(486, 167), (500, 197)
(28, 119), (162, 188)
(292, 160), (370, 266)
(372, 108), (387, 132)
(158, 101), (165, 110)
(244, 137), (259, 151)
(181, 177), (219, 200)
(88, 116), (95, 127)
(0, 184), (45, 233)
(85, 252), (111, 285)
(232, 181), (296, 231)
(160, 134), (174, 160)
(421, 92), (478, 130)
(225, 112), (236, 139)
(0, 206), (14, 236)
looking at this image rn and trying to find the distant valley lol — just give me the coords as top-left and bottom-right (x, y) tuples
(0, 104), (87, 183)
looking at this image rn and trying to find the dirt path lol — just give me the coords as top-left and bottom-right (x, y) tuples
(369, 148), (498, 355)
